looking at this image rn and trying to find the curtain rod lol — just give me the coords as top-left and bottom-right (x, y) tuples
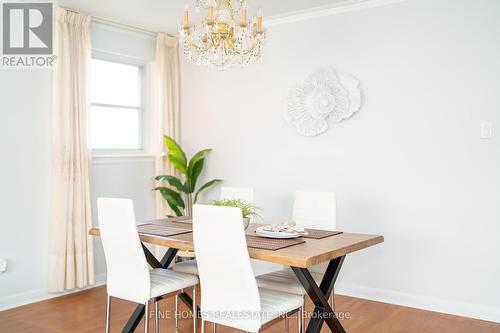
(59, 7), (159, 38)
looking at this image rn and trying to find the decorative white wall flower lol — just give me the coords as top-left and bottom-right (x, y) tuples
(285, 67), (362, 136)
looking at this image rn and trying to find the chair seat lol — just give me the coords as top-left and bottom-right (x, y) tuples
(150, 268), (199, 299)
(259, 288), (304, 325)
(256, 268), (324, 296)
(172, 259), (282, 277)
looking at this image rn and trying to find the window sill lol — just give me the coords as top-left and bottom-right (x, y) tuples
(92, 154), (155, 164)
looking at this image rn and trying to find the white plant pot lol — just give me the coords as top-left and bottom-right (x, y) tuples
(243, 217), (250, 230)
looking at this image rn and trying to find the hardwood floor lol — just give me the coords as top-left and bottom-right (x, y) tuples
(0, 286), (499, 333)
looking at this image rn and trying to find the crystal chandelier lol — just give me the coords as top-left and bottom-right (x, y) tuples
(179, 0), (266, 69)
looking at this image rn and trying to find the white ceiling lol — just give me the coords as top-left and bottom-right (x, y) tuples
(58, 0), (350, 34)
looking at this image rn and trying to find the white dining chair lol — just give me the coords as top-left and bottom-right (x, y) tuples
(172, 187), (257, 325)
(97, 198), (199, 333)
(255, 190), (337, 328)
(193, 204), (304, 333)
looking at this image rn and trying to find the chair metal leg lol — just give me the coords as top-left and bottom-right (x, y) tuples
(105, 295), (111, 333)
(192, 286), (197, 333)
(154, 300), (159, 333)
(175, 294), (179, 329)
(301, 296), (306, 333)
(285, 316), (290, 333)
(212, 322), (216, 333)
(297, 307), (302, 333)
(144, 301), (149, 333)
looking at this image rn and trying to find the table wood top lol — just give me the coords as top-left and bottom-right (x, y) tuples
(89, 219), (383, 268)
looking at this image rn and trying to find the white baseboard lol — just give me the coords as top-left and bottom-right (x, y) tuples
(336, 282), (500, 324)
(0, 273), (107, 312)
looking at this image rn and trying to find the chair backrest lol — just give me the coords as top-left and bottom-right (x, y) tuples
(292, 190), (336, 231)
(220, 186), (255, 204)
(292, 191), (336, 273)
(193, 204), (261, 332)
(97, 198), (151, 304)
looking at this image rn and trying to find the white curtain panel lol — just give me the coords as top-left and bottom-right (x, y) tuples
(154, 33), (180, 219)
(48, 8), (94, 292)
(153, 33), (180, 259)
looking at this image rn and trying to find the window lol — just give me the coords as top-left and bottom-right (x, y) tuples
(90, 58), (144, 152)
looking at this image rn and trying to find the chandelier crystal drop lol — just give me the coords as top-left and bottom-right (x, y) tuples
(179, 0), (266, 69)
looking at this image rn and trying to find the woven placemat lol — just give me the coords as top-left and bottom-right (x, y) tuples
(302, 229), (343, 239)
(137, 224), (192, 237)
(170, 234), (305, 250)
(246, 235), (305, 250)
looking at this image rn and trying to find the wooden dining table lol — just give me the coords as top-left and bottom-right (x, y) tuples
(89, 218), (384, 333)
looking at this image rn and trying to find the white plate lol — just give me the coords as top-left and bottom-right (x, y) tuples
(255, 226), (301, 239)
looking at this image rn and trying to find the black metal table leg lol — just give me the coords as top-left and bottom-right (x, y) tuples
(292, 256), (346, 333)
(121, 305), (146, 333)
(178, 291), (202, 317)
(121, 245), (179, 333)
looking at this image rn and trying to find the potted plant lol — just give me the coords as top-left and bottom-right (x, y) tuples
(210, 199), (260, 230)
(154, 135), (221, 216)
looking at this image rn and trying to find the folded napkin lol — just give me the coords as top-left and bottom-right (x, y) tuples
(261, 222), (308, 235)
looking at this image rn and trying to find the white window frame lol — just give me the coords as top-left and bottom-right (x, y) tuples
(90, 50), (152, 157)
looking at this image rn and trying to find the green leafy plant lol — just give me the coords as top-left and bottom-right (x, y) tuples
(210, 199), (260, 219)
(154, 135), (221, 216)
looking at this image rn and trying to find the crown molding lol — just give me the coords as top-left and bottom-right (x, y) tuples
(266, 0), (410, 27)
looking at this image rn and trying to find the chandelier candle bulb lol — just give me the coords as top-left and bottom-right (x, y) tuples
(208, 3), (214, 21)
(241, 5), (248, 26)
(252, 15), (257, 31)
(257, 7), (263, 31)
(183, 4), (190, 28)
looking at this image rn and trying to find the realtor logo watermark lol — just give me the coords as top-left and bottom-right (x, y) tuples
(1, 1), (55, 68)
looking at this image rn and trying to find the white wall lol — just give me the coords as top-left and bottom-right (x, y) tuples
(0, 70), (52, 306)
(0, 23), (157, 310)
(180, 0), (500, 322)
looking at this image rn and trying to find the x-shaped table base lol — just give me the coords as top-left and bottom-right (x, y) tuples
(122, 245), (345, 333)
(121, 244), (200, 333)
(292, 256), (346, 333)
